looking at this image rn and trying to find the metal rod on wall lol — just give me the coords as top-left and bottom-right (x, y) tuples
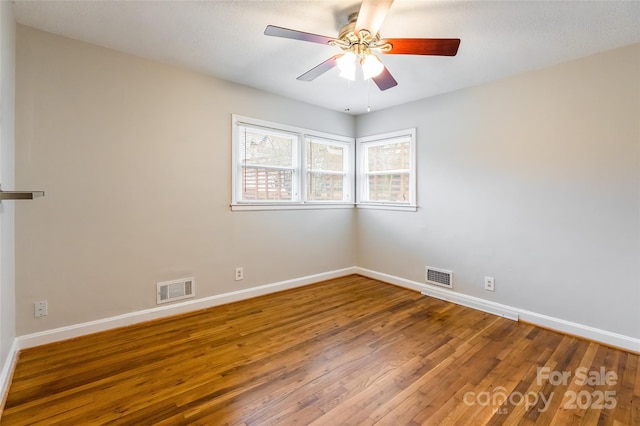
(0, 185), (44, 200)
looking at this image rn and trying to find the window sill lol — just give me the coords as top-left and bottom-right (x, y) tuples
(356, 203), (418, 212)
(231, 203), (355, 211)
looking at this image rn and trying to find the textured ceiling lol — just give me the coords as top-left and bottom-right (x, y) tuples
(13, 0), (640, 115)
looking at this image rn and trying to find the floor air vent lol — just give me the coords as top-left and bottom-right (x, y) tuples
(157, 277), (195, 304)
(426, 267), (453, 289)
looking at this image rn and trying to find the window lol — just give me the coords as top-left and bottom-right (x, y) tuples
(356, 128), (416, 211)
(237, 125), (298, 202)
(306, 136), (350, 202)
(232, 115), (354, 210)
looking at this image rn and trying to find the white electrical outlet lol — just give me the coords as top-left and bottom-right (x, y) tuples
(484, 277), (495, 291)
(235, 267), (244, 281)
(35, 300), (48, 317)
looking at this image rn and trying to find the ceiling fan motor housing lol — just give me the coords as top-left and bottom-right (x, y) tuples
(337, 12), (383, 54)
(333, 12), (393, 65)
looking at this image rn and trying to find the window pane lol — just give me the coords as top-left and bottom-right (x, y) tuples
(307, 173), (344, 201)
(307, 141), (344, 172)
(367, 173), (410, 202)
(241, 128), (294, 167)
(242, 167), (293, 201)
(367, 141), (410, 171)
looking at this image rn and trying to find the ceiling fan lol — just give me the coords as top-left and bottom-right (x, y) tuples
(264, 0), (461, 91)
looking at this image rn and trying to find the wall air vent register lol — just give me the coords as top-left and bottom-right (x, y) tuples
(157, 278), (195, 304)
(425, 267), (453, 289)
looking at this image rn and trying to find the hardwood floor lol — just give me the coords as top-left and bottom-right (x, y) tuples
(2, 275), (638, 425)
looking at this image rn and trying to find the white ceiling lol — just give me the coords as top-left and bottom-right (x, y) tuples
(12, 0), (640, 115)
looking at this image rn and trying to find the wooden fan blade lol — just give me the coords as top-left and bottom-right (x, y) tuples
(372, 66), (398, 91)
(355, 0), (394, 36)
(381, 38), (461, 56)
(264, 25), (335, 46)
(297, 54), (343, 81)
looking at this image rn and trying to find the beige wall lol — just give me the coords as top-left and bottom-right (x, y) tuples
(15, 26), (356, 335)
(356, 44), (640, 338)
(0, 0), (16, 366)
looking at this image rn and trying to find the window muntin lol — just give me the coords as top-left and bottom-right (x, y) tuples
(357, 129), (416, 209)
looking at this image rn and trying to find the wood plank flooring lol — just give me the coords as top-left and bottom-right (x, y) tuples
(2, 275), (638, 425)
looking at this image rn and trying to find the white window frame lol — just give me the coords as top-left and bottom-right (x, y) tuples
(356, 128), (417, 211)
(234, 122), (301, 204)
(231, 115), (355, 211)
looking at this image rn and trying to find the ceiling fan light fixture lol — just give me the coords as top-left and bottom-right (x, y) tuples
(337, 52), (356, 72)
(361, 53), (384, 80)
(337, 51), (356, 81)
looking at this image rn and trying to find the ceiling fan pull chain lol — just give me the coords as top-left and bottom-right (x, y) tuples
(344, 79), (352, 113)
(367, 78), (371, 113)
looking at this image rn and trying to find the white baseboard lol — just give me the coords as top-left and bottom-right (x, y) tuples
(17, 267), (356, 350)
(516, 309), (640, 354)
(355, 267), (640, 353)
(14, 266), (640, 354)
(355, 267), (519, 321)
(0, 338), (19, 409)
